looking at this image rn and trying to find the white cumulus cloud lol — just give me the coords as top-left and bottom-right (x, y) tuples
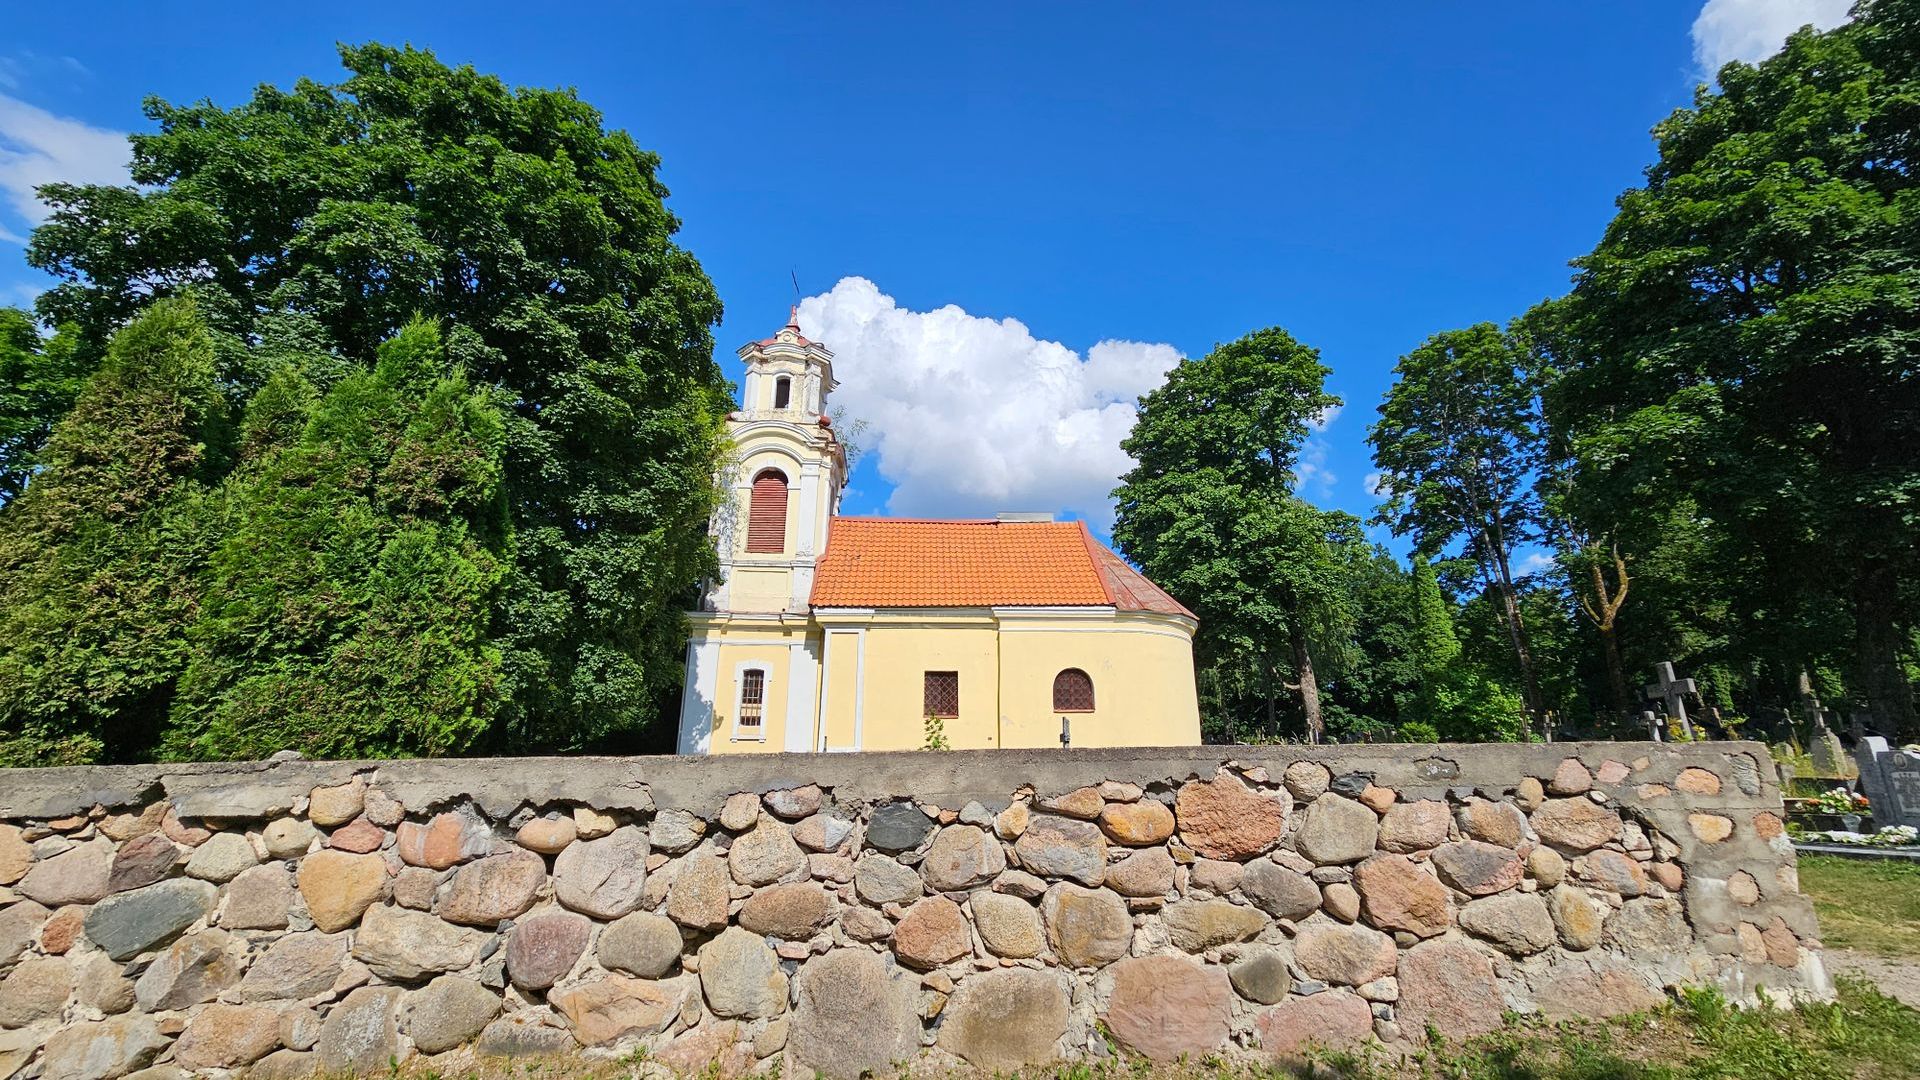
(1691, 0), (1854, 76)
(0, 93), (128, 245)
(794, 277), (1181, 530)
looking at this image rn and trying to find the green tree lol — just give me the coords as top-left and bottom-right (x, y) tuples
(165, 320), (509, 760)
(26, 43), (731, 750)
(0, 300), (226, 765)
(1112, 327), (1348, 742)
(1402, 556), (1531, 742)
(1368, 323), (1550, 732)
(1546, 1), (1920, 735)
(0, 309), (89, 502)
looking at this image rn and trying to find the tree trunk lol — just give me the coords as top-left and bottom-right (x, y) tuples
(1290, 621), (1324, 745)
(1262, 649), (1277, 740)
(1851, 562), (1918, 740)
(1601, 625), (1630, 720)
(1485, 524), (1546, 727)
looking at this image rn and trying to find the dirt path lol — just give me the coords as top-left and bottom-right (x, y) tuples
(1825, 947), (1920, 1007)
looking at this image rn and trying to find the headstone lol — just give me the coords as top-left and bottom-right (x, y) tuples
(1642, 711), (1663, 743)
(1854, 737), (1920, 831)
(1642, 663), (1697, 741)
(1810, 720), (1848, 777)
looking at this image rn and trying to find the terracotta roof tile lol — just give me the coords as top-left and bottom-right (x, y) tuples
(808, 518), (1194, 620)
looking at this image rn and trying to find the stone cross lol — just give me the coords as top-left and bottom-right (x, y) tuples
(1642, 710), (1663, 742)
(1643, 662), (1698, 741)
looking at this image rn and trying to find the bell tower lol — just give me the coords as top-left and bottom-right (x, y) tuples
(704, 308), (847, 614)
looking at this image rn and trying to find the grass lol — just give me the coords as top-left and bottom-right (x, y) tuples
(1800, 855), (1920, 958)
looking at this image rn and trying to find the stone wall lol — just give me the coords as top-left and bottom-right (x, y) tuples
(0, 744), (1827, 1080)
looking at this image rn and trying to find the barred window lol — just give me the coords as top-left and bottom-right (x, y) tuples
(737, 669), (766, 736)
(924, 671), (959, 718)
(1053, 668), (1095, 712)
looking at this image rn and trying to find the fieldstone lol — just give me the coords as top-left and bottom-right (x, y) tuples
(1175, 773), (1288, 860)
(1533, 964), (1666, 1019)
(699, 927), (787, 1018)
(1189, 858), (1245, 894)
(1283, 761), (1332, 800)
(74, 955), (133, 1015)
(317, 986), (405, 1074)
(1531, 799), (1621, 852)
(18, 838), (113, 907)
(1376, 800), (1448, 853)
(970, 891), (1044, 958)
(1040, 787), (1106, 820)
(1103, 954), (1232, 1062)
(391, 866), (439, 910)
(0, 827), (29, 887)
(765, 785), (823, 820)
(350, 903), (486, 982)
(362, 788), (405, 828)
(394, 812), (490, 870)
(408, 974), (500, 1053)
(0, 955), (70, 1027)
(295, 850), (388, 932)
(172, 1004), (281, 1069)
(327, 818), (385, 853)
(1548, 758), (1592, 795)
(1236, 859), (1319, 921)
(938, 967), (1071, 1070)
(854, 855), (924, 905)
(248, 1050), (318, 1080)
(792, 814), (852, 854)
(1226, 945), (1292, 1004)
(596, 912), (682, 979)
(1458, 893), (1555, 955)
(867, 803), (934, 852)
(553, 825), (649, 919)
(841, 906), (892, 943)
(572, 807), (616, 840)
(738, 881), (836, 940)
(307, 778), (366, 828)
(1651, 862), (1684, 891)
(39, 905), (85, 955)
(920, 825), (1006, 892)
(808, 852), (852, 883)
(1548, 886), (1607, 950)
(1042, 884), (1131, 968)
(893, 896), (970, 970)
(994, 802), (1031, 841)
(261, 818), (319, 860)
(1577, 849), (1648, 897)
(106, 834), (178, 894)
(1012, 814), (1107, 886)
(789, 949), (919, 1080)
(37, 1016), (168, 1080)
(1105, 846), (1175, 898)
(441, 848), (546, 926)
(1098, 800), (1175, 845)
(183, 832), (257, 884)
(1296, 794), (1380, 866)
(1527, 846), (1567, 888)
(84, 878), (217, 960)
(1461, 799), (1527, 849)
(720, 793), (761, 831)
(234, 931), (348, 1002)
(728, 818), (806, 887)
(1606, 897), (1688, 952)
(650, 810), (706, 855)
(1163, 899), (1266, 952)
(213, 864), (289, 931)
(1324, 881), (1362, 922)
(1688, 813), (1735, 843)
(1727, 870), (1761, 906)
(1295, 923), (1397, 985)
(474, 1010), (577, 1058)
(666, 851), (731, 931)
(1352, 854), (1450, 939)
(161, 810), (211, 847)
(656, 1022), (753, 1080)
(994, 868), (1048, 899)
(1432, 841), (1525, 897)
(1675, 767), (1722, 796)
(506, 910), (592, 991)
(1360, 784), (1397, 812)
(1396, 940), (1503, 1040)
(1255, 990), (1374, 1060)
(134, 929), (238, 1011)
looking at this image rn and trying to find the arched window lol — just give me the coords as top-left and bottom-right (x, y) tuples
(773, 376), (792, 409)
(1053, 669), (1094, 712)
(746, 469), (789, 553)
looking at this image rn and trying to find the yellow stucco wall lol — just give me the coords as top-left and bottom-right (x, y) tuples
(994, 612), (1202, 748)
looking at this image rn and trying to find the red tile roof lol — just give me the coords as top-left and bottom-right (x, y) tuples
(809, 518), (1195, 619)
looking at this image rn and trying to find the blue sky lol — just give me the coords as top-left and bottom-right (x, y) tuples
(0, 1), (1852, 557)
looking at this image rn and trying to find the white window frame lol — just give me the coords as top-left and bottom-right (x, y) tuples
(732, 662), (771, 742)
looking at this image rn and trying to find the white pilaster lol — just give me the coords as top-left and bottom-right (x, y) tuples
(676, 639), (720, 754)
(783, 640), (820, 753)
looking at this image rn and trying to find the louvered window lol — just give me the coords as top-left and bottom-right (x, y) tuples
(737, 669), (765, 737)
(1053, 669), (1095, 712)
(924, 671), (959, 718)
(746, 470), (788, 553)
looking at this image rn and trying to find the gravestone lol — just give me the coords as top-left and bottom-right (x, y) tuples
(1810, 719), (1850, 777)
(1642, 662), (1698, 741)
(1854, 736), (1920, 830)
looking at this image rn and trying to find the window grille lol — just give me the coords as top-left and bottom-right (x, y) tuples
(1053, 669), (1095, 712)
(738, 669), (765, 735)
(924, 671), (959, 718)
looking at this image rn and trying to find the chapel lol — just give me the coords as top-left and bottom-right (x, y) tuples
(674, 311), (1201, 754)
